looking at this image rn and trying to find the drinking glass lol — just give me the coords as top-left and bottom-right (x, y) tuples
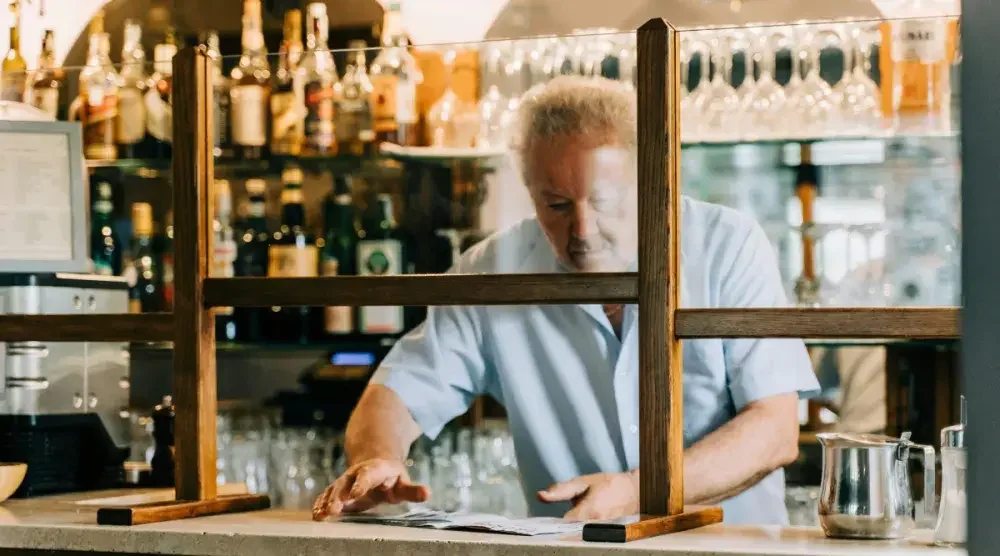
(741, 30), (786, 140)
(477, 43), (508, 148)
(836, 23), (883, 135)
(700, 33), (741, 141)
(793, 28), (838, 138)
(426, 45), (480, 148)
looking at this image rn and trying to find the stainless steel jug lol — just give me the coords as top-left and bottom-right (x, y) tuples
(817, 432), (935, 539)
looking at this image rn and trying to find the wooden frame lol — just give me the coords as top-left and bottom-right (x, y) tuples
(0, 20), (964, 537)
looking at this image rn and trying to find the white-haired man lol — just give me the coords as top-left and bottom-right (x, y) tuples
(313, 76), (818, 524)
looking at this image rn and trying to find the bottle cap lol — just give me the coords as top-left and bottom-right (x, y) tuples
(245, 178), (267, 195)
(308, 2), (327, 17)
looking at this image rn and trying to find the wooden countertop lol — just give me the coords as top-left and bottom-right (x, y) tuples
(0, 489), (966, 556)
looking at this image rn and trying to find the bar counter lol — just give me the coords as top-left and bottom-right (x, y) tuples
(0, 490), (966, 556)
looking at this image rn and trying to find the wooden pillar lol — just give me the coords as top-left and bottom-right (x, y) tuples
(582, 19), (722, 542)
(171, 46), (218, 502)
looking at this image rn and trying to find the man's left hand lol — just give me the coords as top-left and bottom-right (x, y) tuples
(537, 471), (638, 521)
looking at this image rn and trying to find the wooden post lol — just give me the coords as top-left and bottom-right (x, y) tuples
(96, 47), (269, 525)
(582, 19), (722, 543)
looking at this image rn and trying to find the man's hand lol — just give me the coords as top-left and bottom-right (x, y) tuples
(312, 458), (430, 521)
(536, 471), (639, 521)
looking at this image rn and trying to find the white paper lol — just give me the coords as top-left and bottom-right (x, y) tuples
(339, 508), (583, 536)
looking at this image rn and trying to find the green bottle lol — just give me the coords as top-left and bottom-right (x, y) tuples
(356, 193), (404, 335)
(90, 180), (118, 276)
(321, 176), (359, 336)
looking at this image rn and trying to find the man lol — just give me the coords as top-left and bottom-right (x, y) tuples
(313, 76), (819, 524)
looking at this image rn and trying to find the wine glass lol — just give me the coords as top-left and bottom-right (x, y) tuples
(477, 43), (508, 148)
(685, 31), (714, 142)
(794, 27), (838, 138)
(731, 30), (756, 134)
(700, 33), (741, 141)
(836, 23), (883, 135)
(741, 29), (787, 140)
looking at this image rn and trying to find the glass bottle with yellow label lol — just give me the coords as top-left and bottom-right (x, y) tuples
(267, 166), (318, 343)
(128, 203), (161, 314)
(1, 0), (27, 102)
(270, 9), (304, 157)
(370, 1), (422, 147)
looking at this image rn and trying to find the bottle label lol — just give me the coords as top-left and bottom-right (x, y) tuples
(212, 237), (236, 315)
(894, 20), (947, 62)
(322, 257), (353, 334)
(145, 87), (172, 143)
(162, 253), (174, 311)
(231, 85), (268, 147)
(83, 91), (119, 160)
(267, 244), (319, 277)
(31, 87), (59, 119)
(372, 75), (398, 132)
(334, 96), (374, 148)
(396, 79), (417, 125)
(270, 88), (305, 154)
(357, 239), (403, 334)
(128, 298), (142, 314)
(305, 81), (335, 150)
(116, 87), (147, 144)
(1, 72), (25, 102)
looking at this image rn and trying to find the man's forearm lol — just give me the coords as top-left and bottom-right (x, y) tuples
(344, 384), (423, 465)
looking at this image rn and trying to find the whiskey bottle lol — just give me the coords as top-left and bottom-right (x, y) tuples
(321, 175), (358, 335)
(128, 203), (162, 313)
(90, 180), (119, 276)
(357, 193), (404, 335)
(235, 178), (270, 341)
(213, 180), (238, 341)
(300, 2), (337, 155)
(29, 29), (62, 119)
(370, 2), (422, 147)
(117, 19), (150, 159)
(1, 0), (26, 102)
(270, 9), (304, 157)
(267, 166), (318, 343)
(202, 31), (231, 159)
(881, 11), (955, 133)
(230, 0), (271, 160)
(335, 41), (375, 156)
(79, 12), (119, 161)
(147, 28), (177, 159)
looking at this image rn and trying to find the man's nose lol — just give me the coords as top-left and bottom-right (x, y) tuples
(571, 202), (598, 238)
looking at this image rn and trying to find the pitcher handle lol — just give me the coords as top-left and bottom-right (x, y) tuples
(910, 442), (937, 526)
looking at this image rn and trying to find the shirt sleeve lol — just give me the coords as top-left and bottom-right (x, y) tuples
(720, 221), (820, 411)
(369, 303), (491, 440)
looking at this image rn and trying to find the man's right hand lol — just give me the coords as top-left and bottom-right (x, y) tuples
(311, 458), (431, 521)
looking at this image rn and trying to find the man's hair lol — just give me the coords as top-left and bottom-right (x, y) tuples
(510, 75), (638, 182)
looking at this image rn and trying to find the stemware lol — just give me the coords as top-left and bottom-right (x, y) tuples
(836, 23), (883, 135)
(794, 27), (838, 138)
(741, 29), (787, 140)
(684, 32), (714, 141)
(476, 43), (508, 148)
(700, 34), (741, 141)
(426, 45), (480, 148)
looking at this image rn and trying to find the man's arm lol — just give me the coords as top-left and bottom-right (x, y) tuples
(681, 392), (799, 504)
(344, 384), (422, 465)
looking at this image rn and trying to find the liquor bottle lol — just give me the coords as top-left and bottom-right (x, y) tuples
(370, 2), (422, 147)
(880, 9), (955, 132)
(29, 29), (62, 119)
(202, 31), (231, 159)
(128, 203), (162, 313)
(300, 3), (337, 155)
(230, 0), (271, 160)
(117, 19), (150, 159)
(79, 12), (119, 161)
(235, 178), (269, 341)
(335, 41), (375, 156)
(321, 176), (358, 336)
(161, 211), (174, 312)
(267, 166), (318, 343)
(213, 180), (238, 341)
(90, 180), (119, 276)
(357, 193), (404, 335)
(1, 0), (26, 102)
(147, 28), (177, 159)
(270, 9), (304, 157)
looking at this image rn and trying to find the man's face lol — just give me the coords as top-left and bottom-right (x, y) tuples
(525, 134), (638, 273)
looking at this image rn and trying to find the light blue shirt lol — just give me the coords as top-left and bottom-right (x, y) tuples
(370, 196), (819, 525)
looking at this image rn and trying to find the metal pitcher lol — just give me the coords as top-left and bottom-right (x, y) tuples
(816, 432), (935, 539)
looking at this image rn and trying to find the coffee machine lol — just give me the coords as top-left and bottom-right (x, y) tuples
(0, 273), (131, 497)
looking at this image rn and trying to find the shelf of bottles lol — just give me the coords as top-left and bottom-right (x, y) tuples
(0, 0), (962, 348)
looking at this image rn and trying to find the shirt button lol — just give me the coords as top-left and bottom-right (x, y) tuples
(629, 424), (638, 434)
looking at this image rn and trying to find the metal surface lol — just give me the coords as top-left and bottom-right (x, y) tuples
(816, 432), (936, 540)
(0, 282), (130, 449)
(961, 0), (1000, 552)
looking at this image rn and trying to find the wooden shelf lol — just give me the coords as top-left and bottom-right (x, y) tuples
(674, 308), (959, 339)
(0, 313), (173, 342)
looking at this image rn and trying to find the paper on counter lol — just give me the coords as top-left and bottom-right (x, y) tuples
(338, 508), (583, 536)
